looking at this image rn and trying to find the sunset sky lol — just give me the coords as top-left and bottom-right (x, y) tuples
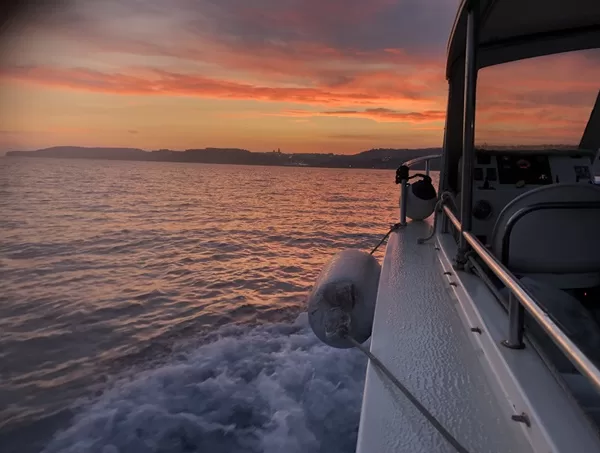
(0, 0), (598, 154)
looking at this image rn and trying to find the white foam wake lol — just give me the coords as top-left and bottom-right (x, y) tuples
(43, 314), (367, 453)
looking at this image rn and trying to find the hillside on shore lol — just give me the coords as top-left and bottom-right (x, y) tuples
(5, 146), (443, 170)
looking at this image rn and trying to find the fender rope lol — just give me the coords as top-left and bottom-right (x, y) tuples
(345, 333), (472, 453)
(369, 223), (403, 255)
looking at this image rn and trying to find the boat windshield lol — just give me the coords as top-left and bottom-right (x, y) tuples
(475, 49), (600, 152)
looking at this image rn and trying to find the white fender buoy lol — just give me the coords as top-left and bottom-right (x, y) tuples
(307, 249), (380, 348)
(403, 175), (437, 221)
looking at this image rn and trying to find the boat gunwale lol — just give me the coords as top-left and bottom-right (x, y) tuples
(434, 228), (600, 451)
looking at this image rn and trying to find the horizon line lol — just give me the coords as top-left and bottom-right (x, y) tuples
(4, 143), (584, 156)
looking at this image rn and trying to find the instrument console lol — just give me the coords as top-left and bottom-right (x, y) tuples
(464, 150), (595, 245)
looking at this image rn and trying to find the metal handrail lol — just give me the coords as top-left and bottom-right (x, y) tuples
(402, 154), (442, 176)
(399, 154), (442, 225)
(442, 204), (600, 394)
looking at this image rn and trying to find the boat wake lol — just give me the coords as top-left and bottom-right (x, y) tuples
(42, 314), (367, 453)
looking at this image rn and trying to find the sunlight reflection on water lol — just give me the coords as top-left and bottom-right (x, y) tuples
(0, 158), (438, 453)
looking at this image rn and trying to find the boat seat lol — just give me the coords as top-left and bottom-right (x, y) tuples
(490, 183), (600, 289)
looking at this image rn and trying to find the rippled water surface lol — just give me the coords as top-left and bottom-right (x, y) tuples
(0, 158), (412, 453)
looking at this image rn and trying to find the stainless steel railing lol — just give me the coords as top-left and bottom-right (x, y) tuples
(402, 154), (441, 176)
(398, 154), (442, 225)
(442, 204), (600, 394)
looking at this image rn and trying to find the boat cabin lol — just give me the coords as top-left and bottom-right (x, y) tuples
(358, 1), (600, 452)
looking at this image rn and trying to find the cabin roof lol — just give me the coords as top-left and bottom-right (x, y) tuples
(446, 0), (600, 78)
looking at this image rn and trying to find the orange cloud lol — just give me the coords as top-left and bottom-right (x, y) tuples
(1, 65), (443, 108)
(275, 108), (446, 123)
(474, 51), (599, 145)
(1, 0), (598, 152)
(323, 108), (446, 122)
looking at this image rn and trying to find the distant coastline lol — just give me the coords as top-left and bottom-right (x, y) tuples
(5, 146), (444, 170)
(7, 145), (599, 173)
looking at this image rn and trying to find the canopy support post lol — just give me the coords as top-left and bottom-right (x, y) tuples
(440, 83), (452, 234)
(456, 5), (478, 268)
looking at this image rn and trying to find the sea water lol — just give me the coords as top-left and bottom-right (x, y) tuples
(0, 158), (430, 452)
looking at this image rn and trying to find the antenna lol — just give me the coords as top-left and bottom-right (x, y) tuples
(579, 90), (600, 152)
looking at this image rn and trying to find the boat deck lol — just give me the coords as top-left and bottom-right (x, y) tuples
(356, 220), (531, 453)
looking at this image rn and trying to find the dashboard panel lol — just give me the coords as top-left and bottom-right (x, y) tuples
(461, 150), (595, 245)
(495, 155), (552, 185)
